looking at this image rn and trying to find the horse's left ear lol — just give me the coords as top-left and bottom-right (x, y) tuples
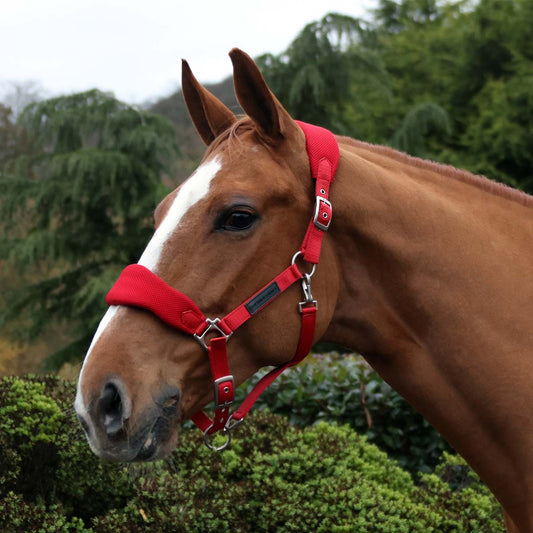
(229, 48), (298, 142)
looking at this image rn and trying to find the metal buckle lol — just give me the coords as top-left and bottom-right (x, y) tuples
(193, 318), (232, 351)
(214, 375), (234, 409)
(313, 196), (332, 231)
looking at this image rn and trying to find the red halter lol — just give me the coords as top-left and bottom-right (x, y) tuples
(105, 121), (339, 450)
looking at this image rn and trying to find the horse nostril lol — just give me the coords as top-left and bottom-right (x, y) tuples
(99, 382), (127, 439)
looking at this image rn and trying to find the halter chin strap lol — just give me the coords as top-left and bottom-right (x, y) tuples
(105, 121), (339, 450)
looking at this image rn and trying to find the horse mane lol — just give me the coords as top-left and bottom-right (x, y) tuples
(203, 120), (532, 208)
(338, 135), (533, 209)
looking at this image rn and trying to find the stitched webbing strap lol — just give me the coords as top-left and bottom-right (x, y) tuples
(190, 305), (316, 432)
(191, 337), (234, 434)
(295, 120), (339, 264)
(219, 264), (302, 332)
(231, 305), (316, 422)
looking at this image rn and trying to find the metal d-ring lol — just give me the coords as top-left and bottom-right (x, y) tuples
(203, 415), (245, 452)
(291, 251), (316, 278)
(203, 425), (232, 452)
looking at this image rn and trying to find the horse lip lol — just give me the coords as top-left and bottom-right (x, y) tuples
(134, 432), (158, 461)
(132, 413), (176, 461)
(86, 415), (157, 462)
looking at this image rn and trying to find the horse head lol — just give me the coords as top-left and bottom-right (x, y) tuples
(74, 49), (340, 461)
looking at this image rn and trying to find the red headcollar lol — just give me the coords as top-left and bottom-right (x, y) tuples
(105, 121), (339, 450)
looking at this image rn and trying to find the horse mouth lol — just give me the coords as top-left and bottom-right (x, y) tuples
(134, 432), (159, 461)
(86, 413), (177, 463)
(131, 414), (177, 462)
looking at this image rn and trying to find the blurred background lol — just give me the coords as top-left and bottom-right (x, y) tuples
(1, 0), (532, 377)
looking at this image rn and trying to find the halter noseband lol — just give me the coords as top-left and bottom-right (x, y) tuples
(105, 121), (339, 450)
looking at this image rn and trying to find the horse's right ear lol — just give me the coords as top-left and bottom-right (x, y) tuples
(181, 60), (236, 146)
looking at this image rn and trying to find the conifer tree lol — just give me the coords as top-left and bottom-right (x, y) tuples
(257, 13), (388, 133)
(0, 90), (178, 369)
(0, 104), (33, 169)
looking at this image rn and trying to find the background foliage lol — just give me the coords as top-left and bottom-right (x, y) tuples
(1, 0), (531, 370)
(0, 375), (505, 532)
(234, 352), (450, 474)
(0, 90), (177, 369)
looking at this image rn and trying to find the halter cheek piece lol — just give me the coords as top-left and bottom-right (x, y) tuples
(106, 121), (339, 450)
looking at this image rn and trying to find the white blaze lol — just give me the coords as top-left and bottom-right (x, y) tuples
(74, 305), (119, 414)
(138, 156), (222, 270)
(75, 156), (222, 414)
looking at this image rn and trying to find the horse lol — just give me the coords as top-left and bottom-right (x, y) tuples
(74, 49), (533, 532)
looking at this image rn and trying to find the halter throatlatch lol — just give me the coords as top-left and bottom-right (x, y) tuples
(106, 121), (339, 450)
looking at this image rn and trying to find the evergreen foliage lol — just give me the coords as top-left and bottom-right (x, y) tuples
(256, 13), (388, 133)
(233, 353), (450, 474)
(0, 104), (34, 170)
(3, 1), (531, 369)
(0, 375), (505, 532)
(258, 0), (533, 193)
(0, 90), (178, 369)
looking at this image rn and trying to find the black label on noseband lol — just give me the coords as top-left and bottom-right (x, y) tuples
(245, 282), (281, 315)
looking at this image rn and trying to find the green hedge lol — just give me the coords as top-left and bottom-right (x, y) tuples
(0, 375), (504, 532)
(234, 352), (450, 473)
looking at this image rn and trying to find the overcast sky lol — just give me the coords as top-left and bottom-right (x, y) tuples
(1, 0), (377, 105)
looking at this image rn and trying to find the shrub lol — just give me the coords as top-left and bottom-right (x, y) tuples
(0, 492), (86, 533)
(234, 352), (450, 473)
(0, 375), (504, 532)
(0, 376), (134, 522)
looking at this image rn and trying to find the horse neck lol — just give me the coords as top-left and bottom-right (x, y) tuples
(325, 139), (533, 528)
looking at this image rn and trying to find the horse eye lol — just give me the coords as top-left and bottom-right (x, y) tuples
(218, 208), (258, 232)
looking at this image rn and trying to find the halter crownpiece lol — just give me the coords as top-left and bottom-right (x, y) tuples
(106, 121), (339, 450)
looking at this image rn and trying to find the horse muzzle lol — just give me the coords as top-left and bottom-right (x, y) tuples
(75, 378), (181, 462)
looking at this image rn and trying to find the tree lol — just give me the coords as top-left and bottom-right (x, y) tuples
(366, 0), (533, 192)
(257, 1), (533, 193)
(0, 104), (33, 170)
(0, 90), (178, 369)
(257, 13), (389, 133)
(0, 80), (45, 120)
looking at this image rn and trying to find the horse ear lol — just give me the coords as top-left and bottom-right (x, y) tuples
(181, 59), (236, 145)
(229, 48), (296, 142)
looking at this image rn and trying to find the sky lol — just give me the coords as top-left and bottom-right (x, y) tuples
(0, 0), (377, 106)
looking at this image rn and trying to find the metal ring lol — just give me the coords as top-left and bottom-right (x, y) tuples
(203, 426), (232, 452)
(291, 251), (316, 277)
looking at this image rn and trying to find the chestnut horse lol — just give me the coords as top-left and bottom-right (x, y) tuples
(75, 49), (533, 531)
